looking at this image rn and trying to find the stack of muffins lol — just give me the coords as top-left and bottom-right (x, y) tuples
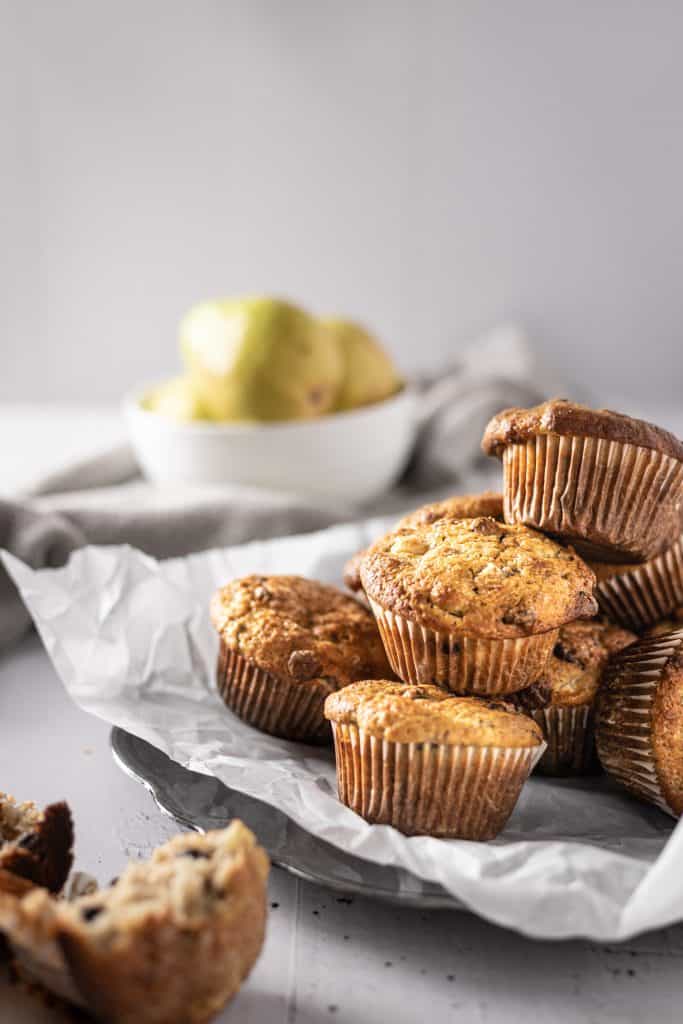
(211, 400), (683, 840)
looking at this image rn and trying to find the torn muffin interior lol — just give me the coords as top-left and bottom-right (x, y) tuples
(1, 821), (269, 1018)
(61, 824), (263, 945)
(0, 795), (42, 844)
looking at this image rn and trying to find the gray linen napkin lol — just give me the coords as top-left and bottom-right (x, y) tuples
(0, 326), (556, 649)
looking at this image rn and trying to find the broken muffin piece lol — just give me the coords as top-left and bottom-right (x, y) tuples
(0, 821), (269, 1024)
(0, 793), (73, 895)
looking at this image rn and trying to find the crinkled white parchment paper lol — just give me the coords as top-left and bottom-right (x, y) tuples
(3, 522), (682, 942)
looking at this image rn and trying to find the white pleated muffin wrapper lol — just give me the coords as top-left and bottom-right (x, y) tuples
(3, 520), (683, 942)
(502, 433), (683, 562)
(369, 599), (556, 695)
(531, 705), (597, 777)
(595, 533), (683, 632)
(596, 632), (683, 818)
(330, 723), (544, 839)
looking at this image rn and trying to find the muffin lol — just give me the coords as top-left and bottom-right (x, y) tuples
(0, 793), (73, 894)
(210, 575), (393, 742)
(397, 491), (504, 530)
(0, 822), (269, 1023)
(596, 629), (683, 817)
(592, 532), (683, 632)
(645, 607), (683, 637)
(482, 399), (683, 563)
(325, 681), (544, 839)
(360, 516), (597, 694)
(342, 491), (503, 596)
(509, 619), (636, 775)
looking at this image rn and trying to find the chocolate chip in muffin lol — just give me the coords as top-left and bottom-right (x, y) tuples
(553, 640), (582, 666)
(502, 606), (537, 629)
(287, 649), (323, 681)
(81, 905), (104, 922)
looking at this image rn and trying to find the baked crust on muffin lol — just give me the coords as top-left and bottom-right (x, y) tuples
(325, 681), (543, 839)
(596, 630), (683, 816)
(511, 619), (636, 710)
(482, 399), (683, 462)
(0, 822), (269, 1024)
(211, 575), (393, 741)
(397, 491), (504, 530)
(481, 399), (683, 563)
(0, 794), (73, 895)
(211, 575), (391, 686)
(360, 517), (597, 639)
(342, 492), (503, 595)
(325, 681), (542, 746)
(508, 619), (636, 776)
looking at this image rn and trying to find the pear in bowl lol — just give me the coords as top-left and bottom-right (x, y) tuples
(142, 376), (208, 422)
(180, 297), (342, 422)
(323, 318), (401, 411)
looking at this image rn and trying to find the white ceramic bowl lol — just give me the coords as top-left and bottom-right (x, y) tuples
(124, 387), (417, 503)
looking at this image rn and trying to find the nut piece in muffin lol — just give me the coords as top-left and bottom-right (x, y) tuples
(360, 516), (597, 695)
(325, 681), (544, 839)
(592, 532), (683, 632)
(0, 793), (73, 895)
(0, 821), (269, 1024)
(342, 491), (503, 597)
(482, 399), (683, 563)
(210, 575), (393, 742)
(509, 619), (636, 775)
(596, 629), (683, 817)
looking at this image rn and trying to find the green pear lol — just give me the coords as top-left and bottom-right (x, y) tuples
(180, 297), (343, 421)
(323, 318), (401, 411)
(141, 376), (208, 421)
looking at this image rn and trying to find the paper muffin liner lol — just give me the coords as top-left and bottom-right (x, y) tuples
(502, 433), (683, 562)
(530, 705), (599, 776)
(216, 640), (330, 743)
(595, 635), (683, 817)
(369, 600), (556, 694)
(330, 722), (542, 839)
(594, 533), (683, 631)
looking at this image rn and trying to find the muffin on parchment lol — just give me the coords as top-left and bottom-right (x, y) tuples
(593, 532), (683, 632)
(509, 619), (636, 776)
(596, 629), (683, 817)
(0, 793), (73, 895)
(325, 681), (544, 839)
(360, 516), (597, 695)
(342, 491), (503, 596)
(0, 822), (269, 1024)
(482, 399), (683, 563)
(210, 575), (393, 743)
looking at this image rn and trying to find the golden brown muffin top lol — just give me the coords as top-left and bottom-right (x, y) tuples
(397, 491), (504, 530)
(342, 492), (503, 594)
(360, 517), (597, 637)
(325, 680), (543, 746)
(482, 399), (683, 462)
(511, 619), (636, 710)
(600, 630), (683, 814)
(211, 575), (392, 692)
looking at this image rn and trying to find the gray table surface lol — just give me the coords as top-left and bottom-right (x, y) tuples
(1, 634), (682, 1024)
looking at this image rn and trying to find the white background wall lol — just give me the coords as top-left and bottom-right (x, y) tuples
(2, 1), (683, 403)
